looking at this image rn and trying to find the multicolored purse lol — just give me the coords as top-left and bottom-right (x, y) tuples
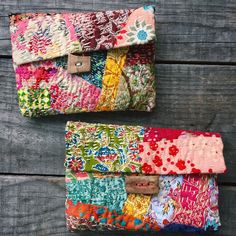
(9, 6), (156, 117)
(64, 121), (226, 232)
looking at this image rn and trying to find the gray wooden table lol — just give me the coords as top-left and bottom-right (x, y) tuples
(0, 0), (236, 235)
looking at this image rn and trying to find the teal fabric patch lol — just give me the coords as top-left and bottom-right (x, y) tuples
(66, 178), (92, 204)
(134, 219), (142, 226)
(80, 51), (107, 88)
(121, 220), (127, 226)
(100, 218), (107, 223)
(66, 176), (127, 212)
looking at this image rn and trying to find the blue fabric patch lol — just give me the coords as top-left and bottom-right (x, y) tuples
(80, 51), (107, 88)
(134, 219), (142, 226)
(96, 208), (105, 215)
(121, 220), (126, 226)
(100, 218), (107, 223)
(161, 223), (204, 233)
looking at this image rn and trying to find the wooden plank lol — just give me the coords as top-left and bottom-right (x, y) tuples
(0, 175), (235, 236)
(0, 0), (236, 62)
(0, 58), (235, 182)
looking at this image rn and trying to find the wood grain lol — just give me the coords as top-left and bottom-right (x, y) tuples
(1, 0), (236, 62)
(0, 175), (235, 236)
(0, 1), (235, 235)
(0, 58), (235, 183)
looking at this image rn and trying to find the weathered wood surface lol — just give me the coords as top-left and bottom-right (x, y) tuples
(0, 0), (236, 62)
(1, 58), (235, 183)
(0, 176), (236, 236)
(0, 0), (236, 235)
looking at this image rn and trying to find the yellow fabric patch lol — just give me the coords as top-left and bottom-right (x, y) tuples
(122, 194), (151, 219)
(95, 47), (128, 111)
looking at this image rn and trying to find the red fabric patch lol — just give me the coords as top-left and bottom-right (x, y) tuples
(125, 43), (155, 66)
(144, 127), (221, 142)
(169, 145), (179, 156)
(142, 163), (153, 174)
(149, 141), (158, 151)
(176, 159), (186, 171)
(152, 155), (163, 167)
(138, 144), (144, 153)
(192, 168), (201, 173)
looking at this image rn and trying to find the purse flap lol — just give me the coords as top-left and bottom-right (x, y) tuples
(9, 6), (156, 65)
(65, 121), (227, 175)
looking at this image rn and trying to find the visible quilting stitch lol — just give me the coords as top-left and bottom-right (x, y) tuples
(10, 6), (156, 117)
(65, 122), (144, 172)
(65, 122), (226, 174)
(95, 47), (128, 111)
(66, 176), (127, 212)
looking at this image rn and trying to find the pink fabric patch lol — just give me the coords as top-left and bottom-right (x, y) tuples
(50, 74), (101, 112)
(114, 6), (155, 47)
(140, 131), (226, 175)
(171, 175), (212, 228)
(15, 59), (101, 112)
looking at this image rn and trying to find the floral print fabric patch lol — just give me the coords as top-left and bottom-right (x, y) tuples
(64, 122), (226, 232)
(9, 6), (156, 117)
(65, 121), (144, 173)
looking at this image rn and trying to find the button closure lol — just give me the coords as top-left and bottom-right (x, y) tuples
(125, 175), (159, 194)
(68, 54), (91, 74)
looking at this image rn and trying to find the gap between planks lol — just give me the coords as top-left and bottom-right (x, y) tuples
(0, 173), (235, 187)
(1, 55), (236, 66)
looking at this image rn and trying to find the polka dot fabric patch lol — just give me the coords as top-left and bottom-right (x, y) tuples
(64, 121), (226, 232)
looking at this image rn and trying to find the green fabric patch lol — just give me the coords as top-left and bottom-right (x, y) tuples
(65, 122), (144, 173)
(18, 88), (51, 117)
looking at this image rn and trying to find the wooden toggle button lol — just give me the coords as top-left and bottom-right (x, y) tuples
(68, 54), (91, 74)
(125, 175), (159, 194)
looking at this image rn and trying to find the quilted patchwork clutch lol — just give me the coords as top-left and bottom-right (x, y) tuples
(64, 121), (226, 232)
(9, 6), (156, 117)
